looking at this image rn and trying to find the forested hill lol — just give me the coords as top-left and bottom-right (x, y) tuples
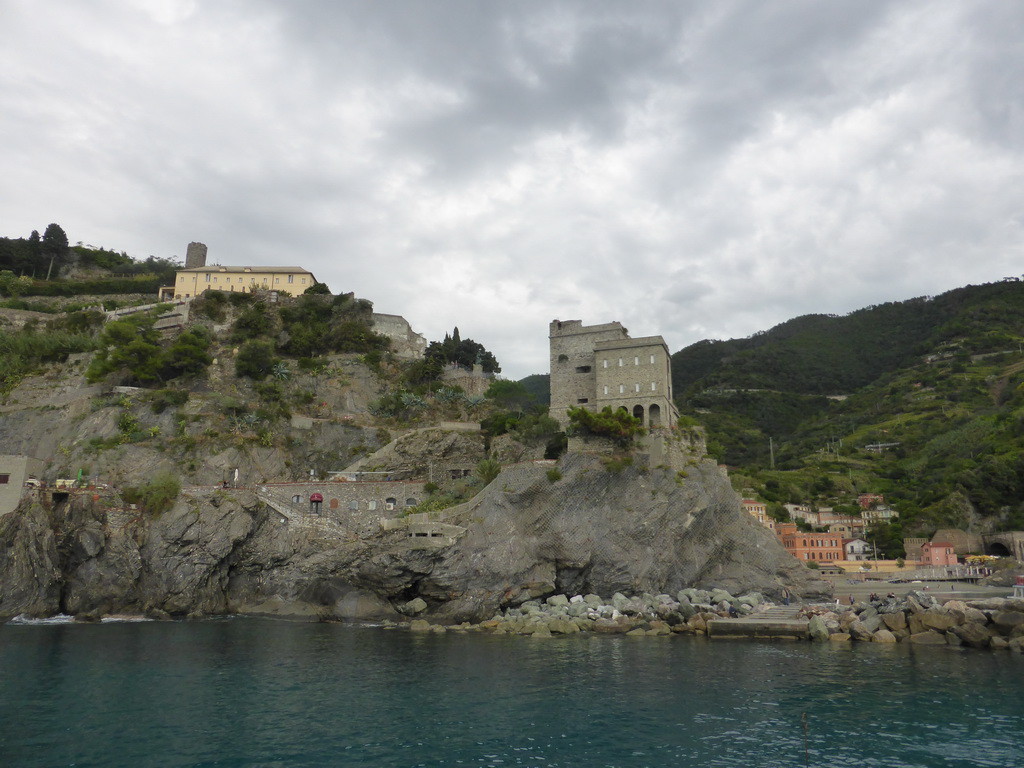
(670, 280), (1024, 543)
(671, 280), (1024, 396)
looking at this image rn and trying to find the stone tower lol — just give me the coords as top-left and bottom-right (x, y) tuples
(185, 242), (208, 269)
(549, 319), (678, 429)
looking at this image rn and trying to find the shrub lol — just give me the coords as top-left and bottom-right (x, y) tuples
(546, 468), (562, 483)
(235, 340), (277, 380)
(566, 406), (645, 447)
(475, 458), (501, 485)
(122, 472), (181, 516)
(149, 389), (190, 414)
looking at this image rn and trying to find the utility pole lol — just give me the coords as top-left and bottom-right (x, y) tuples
(769, 436), (775, 470)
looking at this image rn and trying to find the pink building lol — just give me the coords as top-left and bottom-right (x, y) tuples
(920, 541), (957, 567)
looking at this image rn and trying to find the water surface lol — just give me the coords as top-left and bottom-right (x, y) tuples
(1, 619), (1022, 767)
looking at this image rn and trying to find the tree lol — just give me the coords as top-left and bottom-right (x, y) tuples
(0, 270), (32, 297)
(566, 405), (645, 447)
(41, 223), (69, 279)
(304, 282), (332, 295)
(235, 339), (277, 380)
(424, 327), (501, 374)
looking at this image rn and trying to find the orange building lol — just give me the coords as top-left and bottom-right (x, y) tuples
(775, 523), (844, 564)
(920, 541), (957, 567)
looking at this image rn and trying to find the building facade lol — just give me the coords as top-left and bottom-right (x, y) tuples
(920, 541), (958, 567)
(549, 319), (677, 429)
(0, 455), (44, 515)
(775, 522), (845, 564)
(164, 265), (318, 299)
(742, 499), (775, 531)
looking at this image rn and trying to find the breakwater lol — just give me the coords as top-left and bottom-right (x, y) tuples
(396, 587), (1024, 653)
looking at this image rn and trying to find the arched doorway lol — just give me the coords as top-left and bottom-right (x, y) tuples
(649, 403), (662, 427)
(632, 404), (645, 424)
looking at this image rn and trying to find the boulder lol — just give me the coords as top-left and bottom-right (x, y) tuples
(829, 633), (851, 643)
(546, 594), (570, 608)
(848, 621), (874, 641)
(872, 629), (897, 644)
(992, 610), (1024, 635)
(881, 612), (907, 632)
(950, 623), (991, 649)
(1008, 637), (1024, 654)
(808, 616), (830, 642)
(908, 630), (947, 645)
(409, 619), (432, 632)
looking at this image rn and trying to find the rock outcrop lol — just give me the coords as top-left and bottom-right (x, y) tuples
(0, 448), (829, 623)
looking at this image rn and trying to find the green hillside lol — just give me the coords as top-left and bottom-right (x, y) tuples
(672, 280), (1024, 546)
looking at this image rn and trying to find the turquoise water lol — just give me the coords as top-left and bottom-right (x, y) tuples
(1, 619), (1022, 767)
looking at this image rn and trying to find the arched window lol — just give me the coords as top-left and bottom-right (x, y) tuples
(406, 498), (417, 507)
(632, 404), (644, 423)
(385, 497), (397, 511)
(649, 403), (662, 427)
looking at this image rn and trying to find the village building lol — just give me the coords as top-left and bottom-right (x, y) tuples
(0, 454), (44, 515)
(774, 522), (845, 564)
(741, 499), (775, 531)
(844, 538), (873, 561)
(920, 541), (958, 567)
(548, 319), (678, 429)
(158, 242), (318, 300)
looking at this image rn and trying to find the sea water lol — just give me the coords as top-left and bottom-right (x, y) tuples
(1, 618), (1022, 768)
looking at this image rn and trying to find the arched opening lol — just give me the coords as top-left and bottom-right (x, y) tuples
(649, 403), (662, 427)
(987, 541), (1012, 557)
(617, 406), (629, 416)
(385, 497), (397, 511)
(309, 492), (323, 516)
(406, 497), (417, 507)
(632, 404), (645, 424)
(329, 498), (339, 510)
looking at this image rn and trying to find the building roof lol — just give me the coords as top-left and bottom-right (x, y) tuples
(593, 335), (669, 352)
(177, 265), (314, 274)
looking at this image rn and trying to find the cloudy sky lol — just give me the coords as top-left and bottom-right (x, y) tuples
(3, 1), (1023, 378)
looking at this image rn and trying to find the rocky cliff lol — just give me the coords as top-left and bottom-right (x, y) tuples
(0, 445), (829, 623)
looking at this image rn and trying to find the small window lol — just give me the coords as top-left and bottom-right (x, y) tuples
(275, 278), (280, 283)
(349, 500), (359, 510)
(651, 382), (656, 391)
(618, 358), (623, 367)
(288, 274), (294, 283)
(291, 494), (302, 504)
(619, 385), (624, 394)
(650, 354), (655, 364)
(205, 274), (211, 282)
(575, 366), (591, 373)
(635, 383), (640, 393)
(634, 356), (639, 365)
(603, 386), (609, 395)
(385, 497), (397, 511)
(602, 359), (608, 368)
(368, 500), (377, 511)
(0, 474), (9, 484)
(577, 398), (589, 403)
(406, 498), (417, 507)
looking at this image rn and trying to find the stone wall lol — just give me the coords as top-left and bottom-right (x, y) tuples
(0, 455), (44, 515)
(185, 242), (208, 269)
(549, 319), (629, 427)
(371, 313), (427, 360)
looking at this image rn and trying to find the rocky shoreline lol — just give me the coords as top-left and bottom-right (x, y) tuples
(800, 590), (1024, 651)
(388, 588), (1024, 653)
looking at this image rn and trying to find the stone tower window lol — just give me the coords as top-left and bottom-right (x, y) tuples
(635, 383), (640, 392)
(650, 354), (656, 364)
(577, 398), (589, 403)
(602, 359), (608, 368)
(634, 356), (639, 365)
(575, 366), (591, 373)
(619, 384), (624, 394)
(618, 358), (623, 366)
(651, 382), (657, 391)
(603, 386), (608, 395)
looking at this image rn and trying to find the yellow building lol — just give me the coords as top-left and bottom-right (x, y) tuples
(160, 266), (318, 300)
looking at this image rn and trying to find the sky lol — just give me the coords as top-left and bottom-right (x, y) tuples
(3, 1), (1023, 379)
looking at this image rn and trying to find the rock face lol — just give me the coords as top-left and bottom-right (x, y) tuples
(0, 449), (828, 622)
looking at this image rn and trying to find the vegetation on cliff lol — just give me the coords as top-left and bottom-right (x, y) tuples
(671, 281), (1024, 549)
